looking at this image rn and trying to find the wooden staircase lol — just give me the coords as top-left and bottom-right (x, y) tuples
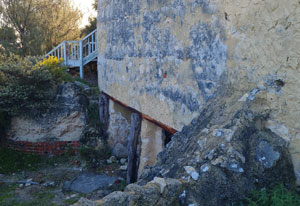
(45, 29), (97, 78)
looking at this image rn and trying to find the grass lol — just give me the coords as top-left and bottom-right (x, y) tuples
(0, 147), (42, 174)
(244, 184), (300, 206)
(0, 183), (85, 206)
(0, 147), (74, 174)
(0, 185), (60, 206)
(0, 184), (17, 205)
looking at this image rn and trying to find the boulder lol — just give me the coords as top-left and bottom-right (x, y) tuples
(63, 173), (118, 194)
(139, 91), (296, 205)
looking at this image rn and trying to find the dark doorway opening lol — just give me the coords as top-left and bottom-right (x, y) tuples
(164, 130), (173, 146)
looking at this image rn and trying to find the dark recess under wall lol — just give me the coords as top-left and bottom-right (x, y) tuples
(102, 92), (178, 135)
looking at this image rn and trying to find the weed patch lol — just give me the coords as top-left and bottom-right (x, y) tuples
(245, 184), (300, 206)
(0, 147), (74, 174)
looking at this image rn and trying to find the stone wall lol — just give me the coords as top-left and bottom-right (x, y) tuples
(98, 0), (300, 183)
(107, 99), (131, 158)
(107, 98), (168, 172)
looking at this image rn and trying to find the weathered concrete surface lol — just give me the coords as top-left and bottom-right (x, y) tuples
(98, 0), (300, 183)
(98, 0), (227, 131)
(8, 83), (87, 142)
(138, 119), (165, 175)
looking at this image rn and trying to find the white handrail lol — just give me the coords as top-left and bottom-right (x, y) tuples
(44, 30), (98, 79)
(81, 29), (97, 41)
(45, 42), (64, 57)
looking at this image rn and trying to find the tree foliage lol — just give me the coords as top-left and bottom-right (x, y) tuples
(0, 0), (82, 56)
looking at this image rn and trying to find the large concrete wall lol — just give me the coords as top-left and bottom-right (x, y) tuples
(97, 0), (227, 131)
(98, 0), (300, 182)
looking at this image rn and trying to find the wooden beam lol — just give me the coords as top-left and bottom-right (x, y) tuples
(99, 93), (109, 132)
(127, 113), (141, 184)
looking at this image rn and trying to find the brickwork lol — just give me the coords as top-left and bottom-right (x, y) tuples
(6, 140), (80, 155)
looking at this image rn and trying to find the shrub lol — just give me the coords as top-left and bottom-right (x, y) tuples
(0, 56), (56, 116)
(35, 56), (73, 83)
(0, 54), (73, 117)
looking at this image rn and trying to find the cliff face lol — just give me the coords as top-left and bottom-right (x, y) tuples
(98, 0), (300, 183)
(8, 83), (88, 142)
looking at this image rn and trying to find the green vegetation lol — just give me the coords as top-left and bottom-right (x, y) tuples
(0, 147), (42, 174)
(87, 103), (102, 132)
(0, 184), (60, 206)
(0, 147), (75, 174)
(79, 145), (111, 165)
(245, 184), (300, 206)
(0, 184), (17, 206)
(0, 55), (56, 116)
(0, 183), (84, 206)
(0, 0), (82, 56)
(0, 54), (75, 118)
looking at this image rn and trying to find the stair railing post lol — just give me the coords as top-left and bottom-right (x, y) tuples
(79, 40), (84, 79)
(63, 41), (67, 66)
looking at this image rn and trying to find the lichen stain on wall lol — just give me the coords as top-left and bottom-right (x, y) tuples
(98, 0), (227, 130)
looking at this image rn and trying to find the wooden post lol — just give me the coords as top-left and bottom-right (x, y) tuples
(127, 113), (141, 184)
(99, 93), (109, 132)
(79, 40), (84, 79)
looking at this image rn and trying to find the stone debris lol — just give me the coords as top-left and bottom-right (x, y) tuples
(43, 181), (55, 187)
(200, 164), (210, 173)
(256, 141), (280, 168)
(108, 156), (117, 163)
(17, 179), (39, 187)
(120, 158), (127, 165)
(71, 197), (96, 206)
(184, 166), (199, 181)
(73, 178), (183, 206)
(150, 177), (167, 193)
(119, 165), (127, 171)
